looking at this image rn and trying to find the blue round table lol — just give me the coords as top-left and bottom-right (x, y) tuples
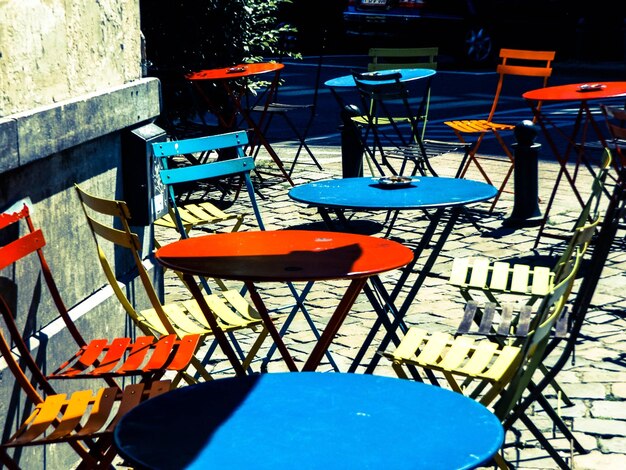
(114, 372), (504, 470)
(324, 68), (436, 89)
(289, 176), (497, 211)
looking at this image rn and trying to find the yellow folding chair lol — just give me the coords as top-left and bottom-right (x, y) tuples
(75, 184), (269, 380)
(383, 247), (583, 469)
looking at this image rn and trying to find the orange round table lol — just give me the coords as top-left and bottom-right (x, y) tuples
(156, 230), (413, 372)
(522, 81), (626, 102)
(185, 62), (293, 185)
(185, 62), (284, 81)
(523, 81), (626, 247)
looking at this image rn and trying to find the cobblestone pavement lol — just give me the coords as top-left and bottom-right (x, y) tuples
(152, 142), (626, 470)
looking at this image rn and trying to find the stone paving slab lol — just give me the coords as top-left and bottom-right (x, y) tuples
(149, 143), (626, 470)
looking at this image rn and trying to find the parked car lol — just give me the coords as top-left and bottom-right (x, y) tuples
(343, 0), (624, 66)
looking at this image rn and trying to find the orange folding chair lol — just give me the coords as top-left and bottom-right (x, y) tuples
(444, 48), (556, 212)
(0, 198), (201, 388)
(0, 295), (171, 469)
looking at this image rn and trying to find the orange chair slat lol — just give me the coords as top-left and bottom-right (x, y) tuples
(46, 390), (96, 440)
(165, 334), (202, 371)
(90, 337), (134, 374)
(10, 395), (67, 444)
(0, 229), (45, 270)
(76, 387), (119, 436)
(109, 336), (154, 374)
(55, 339), (109, 377)
(136, 334), (177, 371)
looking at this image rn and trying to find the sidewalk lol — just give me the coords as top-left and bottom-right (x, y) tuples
(157, 143), (626, 470)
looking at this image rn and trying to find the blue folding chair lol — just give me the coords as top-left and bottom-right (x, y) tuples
(152, 131), (338, 371)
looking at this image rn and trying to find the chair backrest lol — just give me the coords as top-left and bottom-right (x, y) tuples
(352, 70), (426, 149)
(0, 198), (88, 354)
(487, 48), (556, 122)
(600, 104), (626, 167)
(493, 246), (583, 420)
(368, 47), (438, 72)
(74, 184), (179, 337)
(151, 130), (265, 232)
(551, 147), (612, 283)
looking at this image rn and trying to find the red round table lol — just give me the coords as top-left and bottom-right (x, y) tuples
(156, 230), (414, 373)
(522, 81), (626, 102)
(523, 81), (626, 246)
(185, 62), (284, 81)
(185, 62), (293, 185)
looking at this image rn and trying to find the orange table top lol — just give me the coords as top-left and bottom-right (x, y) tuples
(155, 230), (414, 282)
(523, 81), (626, 102)
(185, 62), (284, 81)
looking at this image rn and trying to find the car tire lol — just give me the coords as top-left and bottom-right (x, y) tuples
(462, 24), (495, 67)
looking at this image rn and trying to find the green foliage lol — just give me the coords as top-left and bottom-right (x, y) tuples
(141, 0), (297, 72)
(139, 0), (297, 134)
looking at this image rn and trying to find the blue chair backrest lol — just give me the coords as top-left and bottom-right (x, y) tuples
(151, 130), (265, 232)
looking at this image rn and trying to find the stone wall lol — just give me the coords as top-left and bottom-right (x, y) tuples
(0, 1), (163, 468)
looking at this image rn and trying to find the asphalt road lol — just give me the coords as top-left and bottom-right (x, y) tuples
(257, 53), (626, 161)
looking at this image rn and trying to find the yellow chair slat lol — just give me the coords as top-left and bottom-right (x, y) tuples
(456, 341), (499, 376)
(391, 327), (429, 360)
(415, 331), (453, 364)
(510, 264), (531, 293)
(482, 346), (522, 381)
(437, 336), (476, 370)
(221, 289), (262, 321)
(531, 266), (552, 296)
(448, 257), (470, 286)
(490, 262), (510, 291)
(468, 257), (490, 288)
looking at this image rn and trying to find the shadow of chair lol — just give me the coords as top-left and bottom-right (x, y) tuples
(444, 48), (556, 212)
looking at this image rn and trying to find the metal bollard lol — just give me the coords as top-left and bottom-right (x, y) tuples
(340, 104), (364, 178)
(503, 120), (543, 227)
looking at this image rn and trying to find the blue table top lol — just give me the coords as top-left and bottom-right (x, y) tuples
(114, 372), (503, 470)
(324, 68), (436, 88)
(289, 176), (498, 211)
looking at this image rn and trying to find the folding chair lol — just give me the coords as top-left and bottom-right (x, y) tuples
(600, 103), (626, 169)
(151, 131), (339, 372)
(249, 30), (327, 176)
(444, 48), (556, 212)
(0, 198), (199, 388)
(450, 148), (611, 310)
(152, 137), (245, 236)
(447, 149), (610, 408)
(0, 296), (171, 469)
(383, 246), (583, 469)
(502, 165), (626, 469)
(366, 47), (439, 139)
(74, 184), (268, 379)
(351, 70), (471, 178)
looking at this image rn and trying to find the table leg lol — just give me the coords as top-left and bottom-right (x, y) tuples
(361, 207), (460, 374)
(182, 274), (246, 376)
(244, 280), (299, 372)
(228, 77), (295, 186)
(532, 102), (603, 247)
(303, 278), (368, 371)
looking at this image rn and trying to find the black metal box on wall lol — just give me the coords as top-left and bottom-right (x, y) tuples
(121, 123), (169, 226)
